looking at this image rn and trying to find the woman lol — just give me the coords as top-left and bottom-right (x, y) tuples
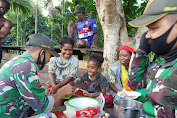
(106, 42), (135, 102)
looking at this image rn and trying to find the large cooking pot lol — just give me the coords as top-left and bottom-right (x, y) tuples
(113, 99), (143, 118)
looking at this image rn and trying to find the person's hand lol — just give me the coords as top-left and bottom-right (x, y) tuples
(117, 90), (127, 98)
(45, 86), (58, 95)
(138, 31), (151, 54)
(83, 91), (92, 97)
(90, 44), (98, 49)
(74, 88), (80, 93)
(59, 83), (75, 96)
(99, 113), (110, 118)
(45, 88), (51, 95)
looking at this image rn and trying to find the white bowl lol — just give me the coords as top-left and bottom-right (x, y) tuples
(125, 91), (141, 99)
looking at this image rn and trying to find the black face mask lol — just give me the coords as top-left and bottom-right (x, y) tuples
(37, 49), (46, 70)
(148, 25), (177, 55)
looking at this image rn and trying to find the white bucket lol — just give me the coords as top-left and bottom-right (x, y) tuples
(64, 94), (105, 118)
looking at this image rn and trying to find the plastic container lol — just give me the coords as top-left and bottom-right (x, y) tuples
(64, 93), (105, 118)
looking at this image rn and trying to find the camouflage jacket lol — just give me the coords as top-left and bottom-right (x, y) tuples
(129, 53), (177, 118)
(0, 52), (54, 118)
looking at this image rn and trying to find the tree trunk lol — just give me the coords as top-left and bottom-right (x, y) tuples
(94, 0), (129, 74)
(17, 10), (19, 47)
(62, 0), (65, 38)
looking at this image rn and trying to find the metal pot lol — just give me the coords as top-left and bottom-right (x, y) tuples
(113, 99), (143, 118)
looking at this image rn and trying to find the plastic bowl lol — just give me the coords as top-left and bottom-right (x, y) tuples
(125, 91), (141, 99)
(67, 97), (100, 109)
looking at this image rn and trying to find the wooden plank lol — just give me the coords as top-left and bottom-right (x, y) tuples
(1, 46), (103, 60)
(1, 46), (103, 52)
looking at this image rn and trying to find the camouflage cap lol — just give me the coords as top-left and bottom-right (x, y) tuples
(26, 33), (59, 57)
(129, 0), (177, 27)
(73, 5), (85, 14)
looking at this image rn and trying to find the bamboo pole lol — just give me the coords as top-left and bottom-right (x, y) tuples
(35, 0), (38, 34)
(61, 0), (65, 38)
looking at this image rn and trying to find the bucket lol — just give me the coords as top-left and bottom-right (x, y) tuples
(113, 99), (143, 118)
(64, 94), (105, 118)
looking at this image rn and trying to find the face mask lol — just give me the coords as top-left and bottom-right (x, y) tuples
(36, 49), (46, 70)
(148, 25), (177, 55)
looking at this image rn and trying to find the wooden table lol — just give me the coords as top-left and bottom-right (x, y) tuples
(1, 45), (103, 60)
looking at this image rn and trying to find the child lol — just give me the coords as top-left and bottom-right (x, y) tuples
(46, 37), (79, 95)
(71, 53), (113, 107)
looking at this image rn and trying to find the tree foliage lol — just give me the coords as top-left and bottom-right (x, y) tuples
(5, 0), (51, 46)
(8, 0), (32, 16)
(123, 0), (148, 37)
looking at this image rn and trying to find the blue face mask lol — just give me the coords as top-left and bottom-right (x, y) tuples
(148, 24), (177, 55)
(36, 49), (46, 70)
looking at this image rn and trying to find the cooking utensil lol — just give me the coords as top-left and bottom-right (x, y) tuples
(113, 99), (143, 118)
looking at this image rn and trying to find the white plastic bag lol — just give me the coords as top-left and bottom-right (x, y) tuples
(95, 93), (106, 117)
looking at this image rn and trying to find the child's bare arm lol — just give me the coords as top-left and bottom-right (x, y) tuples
(101, 88), (106, 95)
(83, 87), (107, 97)
(69, 80), (77, 86)
(109, 82), (122, 93)
(55, 76), (73, 88)
(87, 92), (101, 97)
(49, 72), (57, 86)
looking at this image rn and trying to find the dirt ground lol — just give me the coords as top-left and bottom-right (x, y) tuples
(1, 52), (114, 116)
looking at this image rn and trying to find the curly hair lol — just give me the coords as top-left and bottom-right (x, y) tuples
(89, 53), (104, 67)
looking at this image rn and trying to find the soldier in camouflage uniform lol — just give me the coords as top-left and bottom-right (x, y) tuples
(0, 34), (74, 118)
(128, 0), (177, 118)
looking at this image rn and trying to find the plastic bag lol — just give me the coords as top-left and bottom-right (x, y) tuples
(95, 93), (106, 117)
(63, 93), (105, 118)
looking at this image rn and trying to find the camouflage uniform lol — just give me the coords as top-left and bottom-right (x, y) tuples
(129, 53), (177, 118)
(0, 52), (55, 118)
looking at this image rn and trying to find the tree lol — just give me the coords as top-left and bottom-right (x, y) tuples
(93, 0), (148, 74)
(9, 0), (32, 15)
(6, 0), (32, 46)
(6, 0), (51, 46)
